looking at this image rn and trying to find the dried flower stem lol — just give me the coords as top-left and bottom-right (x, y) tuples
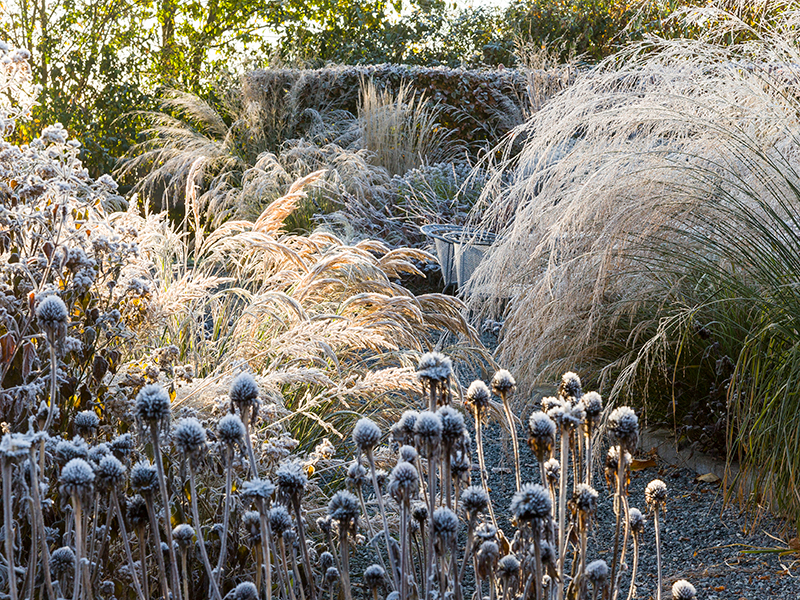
(136, 525), (149, 600)
(292, 500), (316, 600)
(626, 533), (639, 600)
(150, 427), (182, 600)
(110, 494), (146, 600)
(366, 450), (400, 591)
(500, 393), (522, 493)
(606, 447), (626, 600)
(356, 489), (391, 587)
(243, 406), (259, 478)
(70, 495), (84, 600)
(654, 507), (663, 600)
(28, 446), (56, 600)
(214, 446), (234, 586)
(3, 459), (18, 600)
(474, 416), (499, 529)
(145, 496), (170, 600)
(187, 466), (223, 600)
(338, 525), (353, 600)
(556, 430), (569, 600)
(278, 537), (298, 600)
(256, 508), (273, 600)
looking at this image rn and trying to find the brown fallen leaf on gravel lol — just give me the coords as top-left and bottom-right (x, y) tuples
(631, 458), (657, 470)
(697, 472), (721, 484)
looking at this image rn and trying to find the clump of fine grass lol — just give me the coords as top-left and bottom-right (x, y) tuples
(465, 1), (800, 524)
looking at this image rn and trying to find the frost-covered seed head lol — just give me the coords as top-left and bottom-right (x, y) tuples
(173, 417), (206, 457)
(498, 554), (520, 578)
(432, 507), (459, 548)
(416, 352), (453, 383)
(231, 582), (259, 600)
(55, 437), (89, 464)
(563, 401), (586, 429)
(60, 458), (95, 500)
(559, 372), (583, 399)
(572, 484), (599, 516)
(363, 564), (385, 590)
(0, 432), (33, 461)
(585, 559), (608, 584)
(414, 411), (442, 454)
(399, 445), (418, 463)
(50, 546), (75, 575)
(388, 461), (419, 504)
(230, 373), (259, 410)
(412, 502), (428, 523)
(276, 459), (307, 504)
(126, 495), (149, 528)
(95, 455), (126, 490)
(645, 479), (668, 510)
(608, 406), (639, 452)
(391, 410), (419, 445)
(129, 460), (158, 495)
(465, 380), (491, 418)
(319, 551), (334, 571)
(268, 505), (293, 537)
(604, 445), (631, 475)
(527, 411), (556, 460)
(345, 460), (368, 490)
(241, 478), (276, 507)
(243, 511), (261, 541)
(328, 490), (360, 525)
(173, 524), (195, 548)
(437, 405), (465, 446)
(317, 516), (332, 534)
(109, 433), (134, 460)
(629, 507), (645, 535)
(544, 458), (560, 486)
(491, 369), (516, 398)
(135, 384), (171, 426)
(460, 485), (489, 518)
(477, 540), (500, 572)
(671, 580), (696, 600)
(324, 567), (339, 586)
(217, 413), (245, 448)
(539, 539), (556, 564)
(510, 483), (552, 524)
(352, 418), (381, 453)
(74, 410), (99, 436)
(37, 295), (69, 343)
(88, 443), (110, 464)
(583, 391), (603, 423)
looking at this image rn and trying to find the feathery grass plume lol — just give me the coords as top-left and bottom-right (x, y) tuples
(671, 580), (696, 600)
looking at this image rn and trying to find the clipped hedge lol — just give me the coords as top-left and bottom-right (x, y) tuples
(243, 63), (571, 150)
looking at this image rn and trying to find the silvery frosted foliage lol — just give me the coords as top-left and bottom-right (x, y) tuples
(0, 44), (38, 134)
(671, 580), (697, 599)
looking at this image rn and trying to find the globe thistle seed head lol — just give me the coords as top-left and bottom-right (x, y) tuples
(571, 483), (599, 517)
(465, 380), (491, 419)
(604, 446), (631, 476)
(399, 445), (418, 463)
(527, 411), (556, 460)
(55, 437), (89, 464)
(352, 418), (381, 453)
(109, 433), (134, 461)
(268, 505), (293, 537)
(608, 406), (639, 452)
(217, 413), (245, 448)
(558, 372), (583, 400)
(477, 541), (500, 579)
(276, 459), (307, 504)
(460, 485), (489, 518)
(510, 483), (552, 525)
(50, 546), (75, 576)
(540, 396), (562, 414)
(230, 373), (260, 411)
(544, 397), (568, 428)
(74, 410), (99, 437)
(363, 564), (385, 590)
(37, 295), (69, 344)
(412, 502), (428, 524)
(241, 478), (276, 509)
(375, 468), (388, 491)
(388, 461), (419, 504)
(60, 458), (95, 500)
(135, 384), (171, 426)
(243, 511), (261, 542)
(231, 582), (259, 600)
(416, 352), (453, 383)
(585, 559), (608, 585)
(129, 460), (158, 495)
(583, 391), (603, 424)
(0, 432), (33, 462)
(126, 495), (149, 528)
(562, 401), (586, 429)
(319, 551), (334, 572)
(173, 417), (207, 458)
(645, 479), (668, 510)
(172, 524), (195, 549)
(450, 449), (471, 483)
(88, 443), (110, 465)
(391, 411), (419, 445)
(328, 490), (360, 526)
(498, 554), (520, 579)
(544, 458), (560, 486)
(629, 507), (645, 535)
(491, 369), (516, 398)
(345, 460), (368, 490)
(316, 516), (332, 535)
(324, 566), (340, 587)
(474, 523), (498, 542)
(539, 539), (556, 565)
(414, 410), (442, 455)
(671, 580), (696, 600)
(432, 507), (458, 549)
(437, 405), (465, 446)
(95, 455), (126, 491)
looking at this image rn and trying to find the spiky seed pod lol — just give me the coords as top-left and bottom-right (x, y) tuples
(416, 352), (453, 383)
(540, 396), (562, 414)
(544, 397), (568, 428)
(275, 459), (307, 505)
(608, 406), (639, 452)
(317, 516), (332, 536)
(571, 484), (599, 527)
(126, 495), (149, 528)
(510, 483), (552, 527)
(399, 445), (418, 463)
(243, 511), (261, 543)
(172, 524), (195, 550)
(37, 294), (69, 344)
(231, 581), (259, 600)
(451, 449), (471, 483)
(432, 507), (459, 550)
(324, 567), (340, 587)
(477, 540), (500, 578)
(50, 546), (76, 576)
(474, 523), (498, 542)
(129, 460), (158, 495)
(60, 458), (95, 501)
(328, 490), (360, 527)
(88, 443), (110, 464)
(135, 384), (171, 427)
(527, 411), (556, 461)
(375, 469), (388, 490)
(74, 410), (99, 437)
(437, 405), (465, 446)
(498, 553), (520, 580)
(55, 437), (89, 464)
(604, 445), (632, 490)
(230, 373), (260, 411)
(173, 417), (207, 458)
(352, 418), (381, 453)
(412, 502), (428, 524)
(559, 371), (583, 400)
(345, 461), (368, 490)
(95, 455), (126, 491)
(391, 410), (419, 445)
(363, 564), (385, 591)
(583, 391), (603, 426)
(645, 479), (668, 511)
(109, 433), (134, 461)
(388, 461), (419, 504)
(268, 505), (293, 538)
(629, 507), (645, 535)
(241, 478), (276, 506)
(491, 370), (516, 398)
(544, 458), (560, 487)
(585, 559), (609, 585)
(671, 580), (696, 600)
(460, 485), (489, 518)
(563, 401), (586, 429)
(414, 410), (442, 455)
(217, 413), (245, 448)
(465, 380), (492, 420)
(318, 551), (334, 573)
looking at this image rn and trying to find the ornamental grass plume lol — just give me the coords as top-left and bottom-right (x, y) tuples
(492, 369), (522, 492)
(646, 480), (668, 600)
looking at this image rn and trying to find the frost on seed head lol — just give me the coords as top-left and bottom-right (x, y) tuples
(36, 294), (69, 343)
(129, 460), (158, 495)
(527, 411), (556, 460)
(74, 410), (99, 436)
(95, 455), (126, 490)
(217, 413), (245, 447)
(583, 391), (603, 422)
(629, 507), (645, 535)
(363, 564), (385, 590)
(60, 457), (95, 499)
(172, 524), (195, 548)
(230, 373), (260, 410)
(645, 479), (668, 510)
(352, 418), (381, 452)
(399, 444), (418, 463)
(391, 410), (419, 445)
(460, 485), (489, 517)
(432, 506), (459, 547)
(135, 383), (171, 426)
(388, 461), (419, 504)
(465, 380), (491, 418)
(268, 505), (293, 536)
(126, 495), (149, 528)
(414, 410), (442, 454)
(608, 406), (639, 451)
(50, 546), (76, 575)
(109, 433), (134, 460)
(276, 459), (307, 504)
(231, 581), (259, 600)
(324, 566), (340, 586)
(498, 554), (520, 578)
(437, 405), (465, 445)
(0, 432), (33, 461)
(416, 351), (453, 383)
(328, 489), (360, 525)
(544, 458), (560, 486)
(491, 369), (516, 397)
(671, 580), (696, 599)
(585, 559), (608, 584)
(241, 478), (276, 504)
(510, 483), (552, 525)
(558, 371), (583, 400)
(172, 417), (207, 458)
(571, 483), (599, 517)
